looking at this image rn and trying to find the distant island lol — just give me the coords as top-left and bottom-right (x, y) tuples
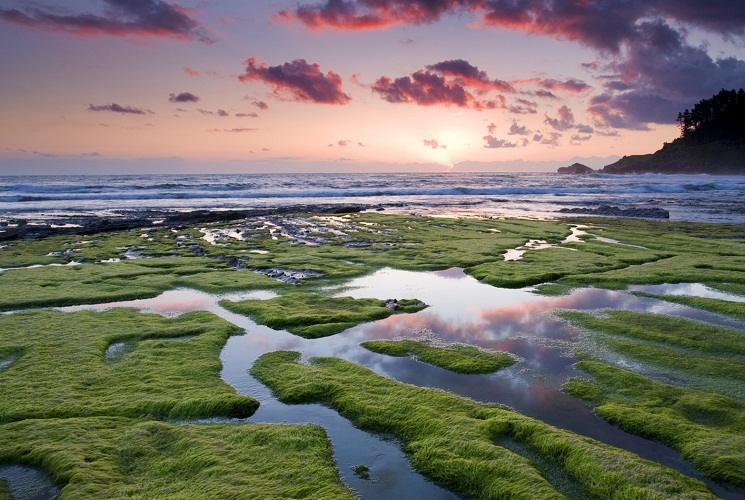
(560, 88), (745, 175)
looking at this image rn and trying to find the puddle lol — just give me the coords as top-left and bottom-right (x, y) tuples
(0, 464), (58, 500)
(104, 341), (132, 361)
(59, 288), (277, 316)
(0, 352), (20, 371)
(593, 236), (647, 248)
(52, 270), (744, 498)
(0, 262), (81, 273)
(503, 240), (558, 261)
(629, 283), (745, 303)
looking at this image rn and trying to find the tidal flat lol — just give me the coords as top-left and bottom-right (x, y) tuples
(0, 212), (744, 499)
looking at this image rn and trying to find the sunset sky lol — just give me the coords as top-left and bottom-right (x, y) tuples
(1, 0), (743, 174)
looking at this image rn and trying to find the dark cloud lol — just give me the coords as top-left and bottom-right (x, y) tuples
(544, 105), (575, 131)
(483, 135), (519, 148)
(273, 0), (463, 30)
(276, 0), (745, 131)
(426, 59), (514, 93)
(217, 109), (229, 117)
(239, 58), (351, 105)
(533, 89), (558, 100)
(169, 92), (199, 103)
(370, 60), (509, 109)
(423, 139), (447, 149)
(487, 122), (497, 134)
(586, 20), (745, 128)
(235, 112), (259, 118)
(87, 103), (151, 115)
(372, 72), (469, 107)
(274, 0), (745, 43)
(570, 134), (592, 143)
(0, 0), (214, 43)
(251, 100), (269, 110)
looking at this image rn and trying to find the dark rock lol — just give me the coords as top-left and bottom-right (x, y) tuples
(558, 205), (669, 218)
(187, 245), (206, 256)
(254, 268), (325, 284)
(221, 256), (249, 270)
(558, 163), (595, 174)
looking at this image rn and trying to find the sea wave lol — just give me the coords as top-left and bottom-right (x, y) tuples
(1, 172), (743, 224)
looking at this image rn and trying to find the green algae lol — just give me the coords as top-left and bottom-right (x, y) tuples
(222, 292), (426, 338)
(565, 361), (745, 486)
(559, 310), (745, 486)
(361, 339), (515, 374)
(0, 417), (352, 499)
(0, 258), (284, 311)
(2, 214), (745, 497)
(0, 309), (258, 422)
(4, 215), (744, 309)
(251, 351), (715, 499)
(559, 310), (745, 392)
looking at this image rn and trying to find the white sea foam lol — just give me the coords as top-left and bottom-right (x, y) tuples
(1, 172), (743, 224)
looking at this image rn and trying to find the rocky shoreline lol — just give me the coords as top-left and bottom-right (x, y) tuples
(0, 204), (372, 242)
(558, 205), (670, 218)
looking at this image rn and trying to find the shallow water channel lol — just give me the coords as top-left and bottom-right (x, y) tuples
(56, 268), (745, 499)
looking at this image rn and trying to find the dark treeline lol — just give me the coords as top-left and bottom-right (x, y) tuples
(676, 88), (745, 144)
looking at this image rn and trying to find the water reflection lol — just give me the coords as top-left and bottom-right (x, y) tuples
(0, 464), (58, 500)
(55, 267), (745, 498)
(630, 283), (745, 303)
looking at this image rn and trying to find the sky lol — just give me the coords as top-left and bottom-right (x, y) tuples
(0, 0), (744, 174)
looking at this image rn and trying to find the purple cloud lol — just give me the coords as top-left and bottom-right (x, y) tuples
(240, 58), (351, 105)
(544, 105), (575, 131)
(169, 92), (199, 103)
(370, 60), (509, 109)
(0, 0), (214, 43)
(508, 122), (529, 135)
(483, 135), (519, 148)
(87, 103), (151, 115)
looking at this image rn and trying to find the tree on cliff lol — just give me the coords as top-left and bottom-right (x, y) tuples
(676, 88), (745, 144)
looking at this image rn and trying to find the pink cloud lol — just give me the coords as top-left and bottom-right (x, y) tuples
(239, 58), (351, 105)
(370, 60), (509, 109)
(423, 139), (447, 149)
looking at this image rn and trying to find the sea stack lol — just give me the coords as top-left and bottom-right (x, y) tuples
(558, 163), (595, 174)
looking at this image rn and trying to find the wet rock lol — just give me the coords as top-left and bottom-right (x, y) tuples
(220, 256), (249, 270)
(255, 268), (324, 284)
(384, 299), (399, 310)
(0, 204), (377, 242)
(558, 205), (669, 219)
(47, 249), (75, 259)
(187, 245), (206, 256)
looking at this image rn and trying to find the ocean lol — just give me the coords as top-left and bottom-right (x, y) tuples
(1, 172), (744, 224)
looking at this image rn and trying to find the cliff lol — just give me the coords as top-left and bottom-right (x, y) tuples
(601, 138), (745, 175)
